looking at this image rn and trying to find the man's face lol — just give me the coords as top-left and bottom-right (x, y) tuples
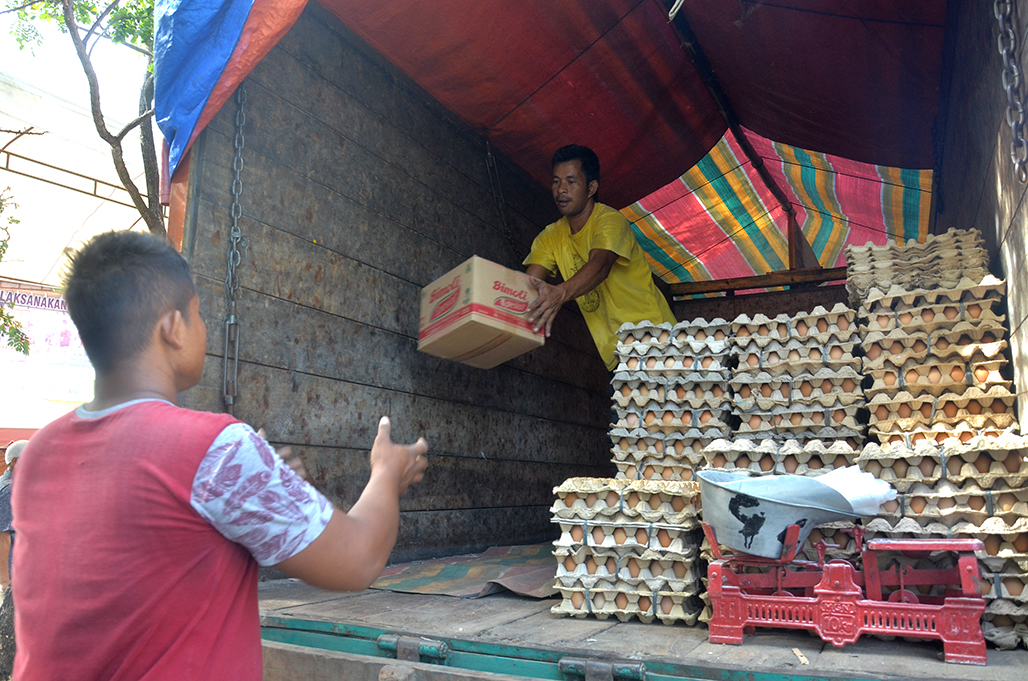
(178, 294), (207, 391)
(552, 160), (597, 220)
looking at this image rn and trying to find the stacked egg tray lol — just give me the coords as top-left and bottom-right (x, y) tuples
(855, 434), (1028, 648)
(844, 227), (989, 307)
(859, 275), (1017, 444)
(550, 477), (705, 625)
(611, 318), (732, 482)
(730, 304), (864, 444)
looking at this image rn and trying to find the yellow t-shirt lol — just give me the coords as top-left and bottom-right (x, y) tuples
(523, 203), (676, 369)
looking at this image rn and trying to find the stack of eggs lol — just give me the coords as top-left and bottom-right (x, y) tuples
(729, 304), (864, 444)
(845, 228), (989, 307)
(549, 477), (705, 625)
(855, 434), (1028, 648)
(610, 318), (732, 481)
(860, 275), (1015, 445)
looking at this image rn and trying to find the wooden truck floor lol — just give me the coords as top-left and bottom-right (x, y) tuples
(259, 579), (1024, 681)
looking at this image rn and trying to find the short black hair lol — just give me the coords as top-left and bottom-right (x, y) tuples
(552, 145), (600, 186)
(61, 230), (196, 374)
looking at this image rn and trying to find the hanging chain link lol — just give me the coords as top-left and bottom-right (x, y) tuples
(223, 83), (247, 413)
(996, 0), (1028, 183)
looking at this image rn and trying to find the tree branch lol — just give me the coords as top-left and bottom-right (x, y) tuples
(113, 108), (153, 142)
(0, 1), (40, 17)
(85, 0), (119, 44)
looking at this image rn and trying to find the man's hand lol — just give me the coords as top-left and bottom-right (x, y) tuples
(258, 428), (309, 480)
(526, 277), (568, 338)
(371, 416), (428, 495)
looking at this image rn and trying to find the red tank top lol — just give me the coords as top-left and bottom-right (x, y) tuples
(12, 400), (260, 681)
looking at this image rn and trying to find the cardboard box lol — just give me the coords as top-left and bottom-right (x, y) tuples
(418, 256), (544, 369)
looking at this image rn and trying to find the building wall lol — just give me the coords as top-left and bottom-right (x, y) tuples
(177, 4), (611, 563)
(934, 0), (1028, 418)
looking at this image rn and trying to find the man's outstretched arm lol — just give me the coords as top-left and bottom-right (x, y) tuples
(526, 249), (618, 336)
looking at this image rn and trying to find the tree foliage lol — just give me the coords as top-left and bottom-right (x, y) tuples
(4, 0), (165, 237)
(0, 189), (30, 355)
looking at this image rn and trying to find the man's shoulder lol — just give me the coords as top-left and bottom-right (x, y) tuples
(591, 203), (629, 227)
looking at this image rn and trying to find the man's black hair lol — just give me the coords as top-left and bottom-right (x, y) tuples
(61, 230), (197, 374)
(552, 144), (601, 186)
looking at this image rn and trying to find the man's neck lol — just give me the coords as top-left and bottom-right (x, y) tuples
(87, 362), (179, 411)
(567, 201), (596, 235)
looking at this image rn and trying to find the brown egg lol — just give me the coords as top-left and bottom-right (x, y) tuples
(585, 493), (598, 507)
(635, 528), (649, 545)
(1002, 578), (1025, 597)
(883, 499), (899, 513)
(701, 356), (714, 369)
(699, 410), (714, 425)
(911, 433), (927, 444)
(942, 402), (958, 418)
(918, 458), (938, 476)
(791, 412), (804, 426)
(905, 369), (920, 384)
(982, 333), (997, 344)
(624, 334), (636, 345)
(736, 455), (752, 469)
(817, 318), (829, 333)
(664, 357), (676, 369)
(739, 385), (752, 398)
(993, 400), (1008, 414)
(959, 431), (974, 443)
(638, 413), (650, 426)
(641, 335), (653, 344)
(943, 306), (959, 320)
(767, 352), (781, 365)
(1004, 454), (1024, 473)
(949, 366), (965, 383)
(899, 312), (914, 325)
(646, 494), (663, 511)
(974, 367), (990, 383)
(571, 525), (584, 542)
(875, 405), (890, 420)
(747, 354), (760, 367)
(932, 338), (948, 351)
(1012, 533), (1028, 553)
(756, 324), (769, 337)
(605, 492), (618, 507)
(658, 330), (670, 343)
(713, 385), (724, 397)
(661, 411), (675, 425)
(981, 580), (993, 595)
(830, 346), (844, 360)
(995, 493), (1017, 512)
(867, 345), (883, 360)
(627, 358), (639, 370)
(781, 455), (798, 473)
(800, 381), (814, 398)
(968, 496), (985, 511)
(808, 529), (823, 544)
(973, 456), (992, 474)
(620, 385), (632, 397)
(760, 384), (773, 398)
(921, 309), (936, 323)
(788, 349), (802, 362)
(909, 497), (927, 514)
(796, 320), (809, 336)
(692, 386), (704, 399)
(892, 459), (909, 477)
(758, 455), (775, 472)
(807, 458), (823, 470)
(627, 558), (642, 578)
(946, 457), (963, 475)
(919, 403), (933, 419)
(822, 379), (835, 393)
(878, 315), (892, 329)
(639, 385), (650, 397)
(591, 527), (605, 545)
(967, 400), (983, 415)
(642, 465), (657, 479)
(614, 592), (629, 610)
(650, 561), (665, 577)
(617, 438), (631, 451)
(682, 412), (693, 425)
(897, 403), (913, 418)
(884, 372), (898, 386)
(889, 341), (905, 355)
(927, 367), (942, 384)
(613, 527), (628, 544)
(585, 557), (599, 574)
(833, 455), (849, 469)
(737, 326), (751, 337)
(660, 596), (674, 614)
(808, 348), (822, 361)
(780, 385), (790, 399)
(671, 496), (686, 512)
(712, 453), (728, 468)
(992, 614), (1014, 627)
(841, 378), (857, 393)
(681, 468), (693, 481)
(646, 357), (658, 369)
(714, 330), (726, 340)
(694, 329), (707, 341)
(832, 410), (846, 424)
(837, 316), (850, 331)
(563, 555), (577, 572)
(672, 441), (684, 455)
(625, 465), (638, 479)
(638, 596), (652, 613)
(984, 535), (1002, 556)
(938, 497), (955, 510)
(935, 432), (949, 443)
(864, 460), (883, 476)
(571, 591), (585, 609)
(967, 303), (982, 319)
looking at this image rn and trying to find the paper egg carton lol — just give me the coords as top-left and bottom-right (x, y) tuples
(983, 609), (1028, 650)
(702, 438), (856, 475)
(551, 586), (704, 625)
(845, 229), (984, 266)
(664, 378), (730, 409)
(849, 257), (990, 286)
(611, 372), (666, 408)
(981, 569), (1028, 603)
(862, 325), (1008, 371)
(789, 303), (858, 339)
(609, 427), (664, 459)
(733, 369), (864, 411)
(858, 443), (1028, 491)
(865, 359), (1010, 398)
(876, 480), (1028, 526)
(730, 312), (792, 345)
(613, 444), (704, 469)
(871, 421), (1024, 451)
(670, 317), (730, 345)
(553, 517), (702, 553)
(979, 555), (1028, 576)
(859, 299), (1005, 336)
(554, 546), (704, 593)
(863, 274), (1006, 309)
(736, 404), (862, 433)
(616, 321), (675, 354)
(551, 478), (700, 524)
(613, 404), (732, 433)
(868, 388), (1018, 427)
(972, 531), (1028, 561)
(614, 460), (697, 482)
(615, 354), (730, 381)
(733, 338), (861, 376)
(863, 515), (1028, 538)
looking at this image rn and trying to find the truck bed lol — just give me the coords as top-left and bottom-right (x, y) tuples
(259, 579), (1023, 681)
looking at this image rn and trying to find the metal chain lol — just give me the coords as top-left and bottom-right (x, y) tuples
(996, 0), (1028, 183)
(223, 83), (247, 413)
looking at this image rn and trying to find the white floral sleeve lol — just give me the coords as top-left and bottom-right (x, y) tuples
(190, 423), (334, 566)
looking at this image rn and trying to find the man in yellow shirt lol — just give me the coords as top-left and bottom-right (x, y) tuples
(524, 145), (676, 370)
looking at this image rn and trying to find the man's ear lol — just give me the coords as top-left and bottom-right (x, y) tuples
(158, 309), (187, 350)
(587, 179), (598, 199)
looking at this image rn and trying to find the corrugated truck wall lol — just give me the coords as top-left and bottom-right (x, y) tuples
(176, 3), (612, 564)
(934, 0), (1028, 419)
